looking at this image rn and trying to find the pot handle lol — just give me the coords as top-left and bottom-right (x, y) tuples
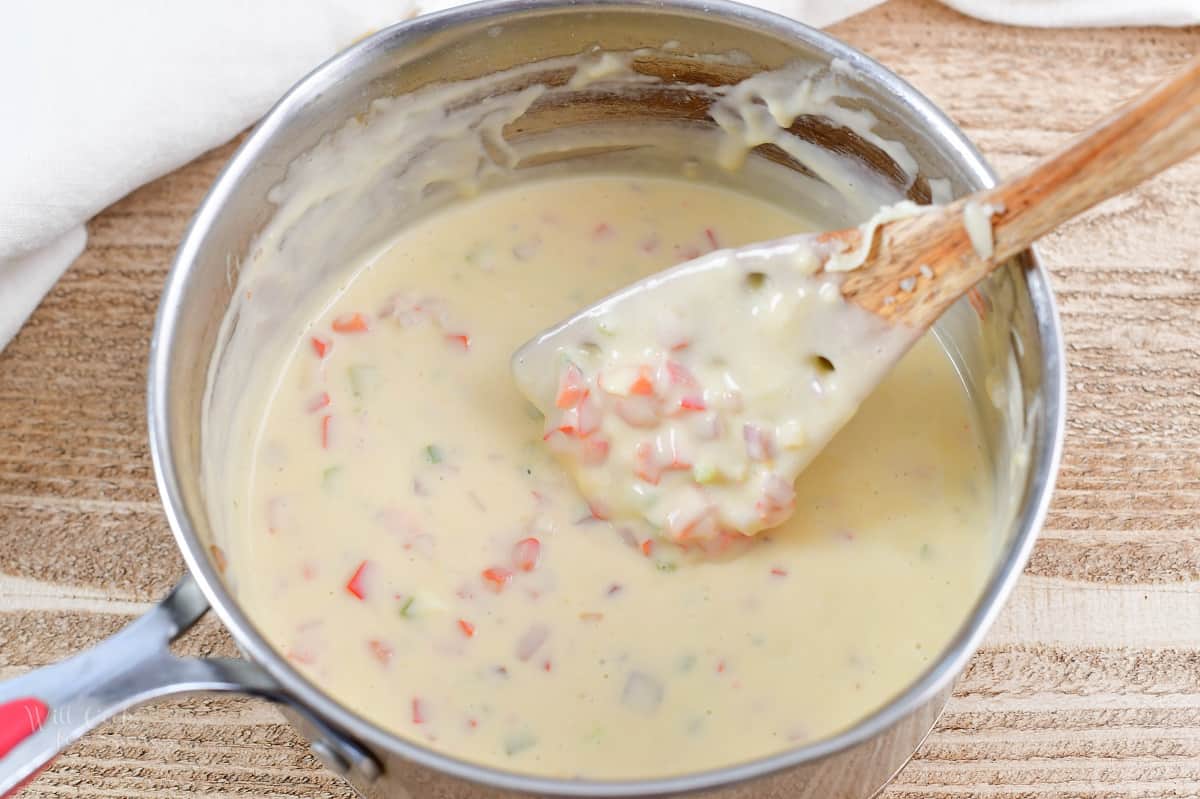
(0, 574), (379, 796)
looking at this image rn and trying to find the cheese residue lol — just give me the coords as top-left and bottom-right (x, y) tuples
(963, 201), (1003, 260)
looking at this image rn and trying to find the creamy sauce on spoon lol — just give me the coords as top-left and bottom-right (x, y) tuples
(511, 210), (923, 547)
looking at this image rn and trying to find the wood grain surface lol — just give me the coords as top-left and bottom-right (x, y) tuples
(2, 1), (1198, 796)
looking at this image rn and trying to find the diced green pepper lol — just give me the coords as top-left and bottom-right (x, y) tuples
(321, 466), (343, 492)
(504, 730), (538, 756)
(348, 365), (379, 398)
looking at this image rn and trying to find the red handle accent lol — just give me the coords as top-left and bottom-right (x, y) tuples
(0, 698), (49, 797)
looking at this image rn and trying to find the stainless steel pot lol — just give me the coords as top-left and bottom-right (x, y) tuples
(0, 1), (1065, 796)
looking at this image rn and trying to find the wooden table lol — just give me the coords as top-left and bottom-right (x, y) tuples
(2, 1), (1197, 796)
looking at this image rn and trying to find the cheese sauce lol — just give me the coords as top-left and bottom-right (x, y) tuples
(510, 207), (924, 548)
(221, 174), (994, 779)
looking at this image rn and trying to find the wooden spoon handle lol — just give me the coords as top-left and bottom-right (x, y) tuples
(986, 53), (1200, 265)
(836, 53), (1200, 328)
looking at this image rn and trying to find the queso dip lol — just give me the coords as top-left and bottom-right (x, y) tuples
(217, 174), (994, 779)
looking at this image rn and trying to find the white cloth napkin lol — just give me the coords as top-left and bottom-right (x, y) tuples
(2, 0), (1195, 351)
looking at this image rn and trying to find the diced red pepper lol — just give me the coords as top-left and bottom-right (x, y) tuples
(311, 336), (332, 358)
(445, 333), (471, 350)
(308, 391), (331, 413)
(481, 567), (513, 592)
(458, 618), (476, 638)
(770, 567), (788, 577)
(332, 312), (369, 333)
(320, 414), (332, 449)
(556, 363), (586, 409)
(512, 537), (541, 572)
(678, 395), (706, 412)
(641, 540), (654, 558)
(346, 560), (369, 600)
(412, 697), (426, 724)
(368, 639), (393, 666)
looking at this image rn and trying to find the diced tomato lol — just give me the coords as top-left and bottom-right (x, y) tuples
(665, 360), (697, 387)
(368, 639), (393, 666)
(512, 537), (541, 572)
(445, 333), (470, 350)
(458, 618), (476, 638)
(581, 436), (610, 465)
(756, 474), (797, 526)
(332, 312), (369, 333)
(285, 647), (317, 665)
(615, 395), (660, 428)
(743, 424), (775, 462)
(311, 336), (332, 358)
(481, 567), (513, 592)
(635, 442), (660, 485)
(666, 499), (717, 542)
(556, 363), (586, 409)
(575, 396), (601, 437)
(345, 560), (369, 600)
(629, 365), (656, 396)
(308, 391), (331, 413)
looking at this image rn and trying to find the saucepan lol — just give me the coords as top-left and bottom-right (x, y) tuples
(0, 0), (1065, 796)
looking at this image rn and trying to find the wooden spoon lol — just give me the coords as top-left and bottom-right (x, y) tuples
(832, 53), (1200, 328)
(511, 55), (1199, 543)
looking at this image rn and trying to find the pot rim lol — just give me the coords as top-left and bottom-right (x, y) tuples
(148, 0), (1066, 794)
